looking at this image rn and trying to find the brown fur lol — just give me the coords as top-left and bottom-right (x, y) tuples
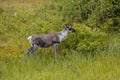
(31, 32), (60, 47)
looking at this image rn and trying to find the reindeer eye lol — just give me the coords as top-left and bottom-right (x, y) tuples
(69, 28), (72, 30)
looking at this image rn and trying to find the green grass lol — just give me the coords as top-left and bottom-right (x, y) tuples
(0, 51), (120, 80)
(0, 1), (120, 80)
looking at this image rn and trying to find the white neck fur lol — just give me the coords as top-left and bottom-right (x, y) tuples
(58, 30), (69, 42)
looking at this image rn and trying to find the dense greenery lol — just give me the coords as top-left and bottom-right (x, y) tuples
(0, 0), (120, 80)
(60, 0), (120, 31)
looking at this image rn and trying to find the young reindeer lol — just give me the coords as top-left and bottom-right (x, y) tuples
(26, 25), (75, 58)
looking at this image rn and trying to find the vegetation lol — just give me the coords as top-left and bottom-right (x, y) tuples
(0, 0), (120, 80)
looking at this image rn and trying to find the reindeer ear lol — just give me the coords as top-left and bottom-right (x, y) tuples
(64, 24), (68, 29)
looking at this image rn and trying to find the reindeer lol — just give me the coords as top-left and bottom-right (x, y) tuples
(26, 25), (75, 58)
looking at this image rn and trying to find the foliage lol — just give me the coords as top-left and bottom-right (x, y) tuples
(61, 23), (107, 55)
(59, 0), (120, 31)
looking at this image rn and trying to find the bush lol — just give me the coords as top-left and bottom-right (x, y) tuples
(60, 23), (107, 55)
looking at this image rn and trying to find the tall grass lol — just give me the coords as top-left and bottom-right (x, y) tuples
(0, 50), (120, 80)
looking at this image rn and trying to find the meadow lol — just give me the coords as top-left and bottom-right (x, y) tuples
(0, 0), (120, 80)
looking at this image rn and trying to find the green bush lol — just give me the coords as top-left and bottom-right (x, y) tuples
(61, 23), (107, 55)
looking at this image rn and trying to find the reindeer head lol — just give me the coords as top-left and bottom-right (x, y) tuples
(64, 24), (75, 32)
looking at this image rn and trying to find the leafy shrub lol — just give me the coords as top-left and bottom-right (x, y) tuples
(60, 23), (107, 55)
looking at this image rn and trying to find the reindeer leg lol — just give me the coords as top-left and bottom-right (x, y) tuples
(26, 46), (34, 55)
(30, 44), (38, 56)
(53, 43), (58, 60)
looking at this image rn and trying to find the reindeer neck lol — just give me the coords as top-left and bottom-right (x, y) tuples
(59, 30), (69, 42)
